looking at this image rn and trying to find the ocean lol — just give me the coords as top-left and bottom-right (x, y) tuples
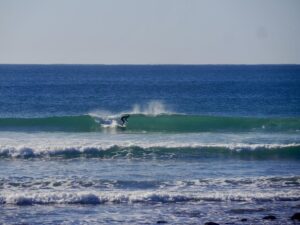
(0, 65), (299, 224)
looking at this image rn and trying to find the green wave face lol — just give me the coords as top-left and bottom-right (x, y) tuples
(125, 115), (300, 133)
(0, 114), (299, 133)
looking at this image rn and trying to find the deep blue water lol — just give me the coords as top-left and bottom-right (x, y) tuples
(0, 64), (299, 117)
(0, 65), (300, 225)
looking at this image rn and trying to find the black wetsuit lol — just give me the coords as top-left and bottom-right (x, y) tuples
(121, 115), (130, 125)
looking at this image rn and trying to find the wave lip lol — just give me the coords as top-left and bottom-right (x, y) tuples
(2, 190), (300, 205)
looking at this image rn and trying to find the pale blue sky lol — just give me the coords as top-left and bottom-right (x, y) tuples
(0, 0), (299, 64)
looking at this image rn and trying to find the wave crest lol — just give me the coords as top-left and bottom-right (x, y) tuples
(1, 144), (300, 159)
(2, 190), (300, 205)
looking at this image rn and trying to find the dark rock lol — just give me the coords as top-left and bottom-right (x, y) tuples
(263, 215), (276, 220)
(205, 222), (219, 225)
(241, 218), (247, 222)
(291, 212), (300, 220)
(157, 221), (168, 224)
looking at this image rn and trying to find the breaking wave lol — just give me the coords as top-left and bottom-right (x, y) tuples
(1, 190), (300, 205)
(1, 144), (300, 159)
(0, 114), (299, 133)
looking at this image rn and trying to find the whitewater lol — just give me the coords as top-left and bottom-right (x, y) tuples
(0, 132), (299, 159)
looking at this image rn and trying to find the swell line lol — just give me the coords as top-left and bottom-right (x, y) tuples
(0, 114), (299, 133)
(1, 145), (300, 159)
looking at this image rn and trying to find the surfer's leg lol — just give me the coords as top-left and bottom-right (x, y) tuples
(121, 117), (125, 125)
(121, 115), (129, 125)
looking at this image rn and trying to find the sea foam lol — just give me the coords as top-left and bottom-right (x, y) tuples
(0, 132), (299, 159)
(2, 189), (300, 205)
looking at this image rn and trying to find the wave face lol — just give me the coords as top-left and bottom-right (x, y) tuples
(120, 114), (300, 133)
(0, 114), (299, 133)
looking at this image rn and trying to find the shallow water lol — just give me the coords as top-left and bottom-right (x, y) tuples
(1, 157), (300, 224)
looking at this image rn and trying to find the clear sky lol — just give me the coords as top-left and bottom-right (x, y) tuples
(0, 0), (299, 64)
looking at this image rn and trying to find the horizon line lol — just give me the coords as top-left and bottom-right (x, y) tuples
(0, 63), (299, 66)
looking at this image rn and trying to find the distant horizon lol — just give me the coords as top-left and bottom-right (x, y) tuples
(0, 63), (300, 66)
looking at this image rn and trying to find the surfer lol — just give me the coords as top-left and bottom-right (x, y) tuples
(121, 114), (130, 126)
